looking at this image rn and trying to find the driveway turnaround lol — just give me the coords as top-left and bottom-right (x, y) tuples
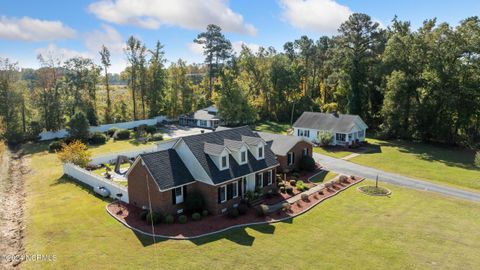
(313, 153), (480, 202)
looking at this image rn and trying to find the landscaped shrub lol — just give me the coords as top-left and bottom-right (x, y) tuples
(164, 214), (174, 224)
(185, 192), (204, 213)
(277, 182), (285, 188)
(145, 125), (157, 134)
(192, 212), (201, 221)
(292, 172), (300, 178)
(296, 180), (309, 191)
(115, 129), (131, 140)
(300, 155), (316, 171)
(178, 215), (187, 224)
(289, 179), (297, 186)
(317, 131), (333, 146)
(139, 210), (148, 220)
(202, 209), (209, 217)
(475, 151), (480, 168)
(237, 203), (249, 215)
(89, 132), (107, 145)
(339, 175), (348, 183)
(280, 187), (286, 193)
(49, 140), (64, 152)
(149, 134), (163, 141)
(107, 127), (118, 137)
(301, 193), (309, 202)
(146, 212), (162, 225)
(286, 186), (294, 195)
(255, 204), (269, 217)
(227, 207), (240, 218)
(281, 202), (291, 212)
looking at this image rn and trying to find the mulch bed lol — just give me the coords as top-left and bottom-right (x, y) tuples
(107, 176), (364, 239)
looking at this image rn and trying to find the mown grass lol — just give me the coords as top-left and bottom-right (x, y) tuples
(309, 170), (338, 183)
(22, 140), (480, 270)
(313, 146), (353, 159)
(253, 121), (291, 135)
(351, 138), (480, 191)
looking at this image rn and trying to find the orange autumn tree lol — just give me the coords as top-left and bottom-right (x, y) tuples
(57, 140), (92, 168)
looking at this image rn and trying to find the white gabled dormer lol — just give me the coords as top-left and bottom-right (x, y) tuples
(224, 139), (248, 165)
(204, 143), (230, 170)
(241, 135), (266, 160)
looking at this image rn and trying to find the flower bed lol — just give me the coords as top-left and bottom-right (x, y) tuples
(107, 176), (364, 239)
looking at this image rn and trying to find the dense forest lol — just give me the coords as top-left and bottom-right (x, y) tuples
(0, 13), (479, 148)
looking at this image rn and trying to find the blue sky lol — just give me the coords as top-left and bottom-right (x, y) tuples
(1, 0), (479, 72)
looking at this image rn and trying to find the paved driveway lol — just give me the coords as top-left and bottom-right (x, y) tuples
(159, 124), (212, 139)
(313, 153), (480, 202)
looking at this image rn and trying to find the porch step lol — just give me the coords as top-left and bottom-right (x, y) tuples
(250, 198), (263, 206)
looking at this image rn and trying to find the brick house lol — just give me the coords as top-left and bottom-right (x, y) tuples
(126, 126), (279, 215)
(257, 132), (313, 173)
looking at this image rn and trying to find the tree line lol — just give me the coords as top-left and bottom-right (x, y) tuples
(0, 13), (479, 147)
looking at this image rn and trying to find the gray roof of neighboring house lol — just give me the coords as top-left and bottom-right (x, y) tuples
(181, 106), (220, 121)
(139, 149), (195, 190)
(181, 126), (278, 185)
(257, 132), (312, 156)
(214, 126), (231, 132)
(293, 112), (367, 133)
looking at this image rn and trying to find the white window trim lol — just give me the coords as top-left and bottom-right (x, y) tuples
(258, 173), (264, 188)
(232, 181), (238, 198)
(240, 150), (247, 164)
(220, 185), (227, 203)
(287, 152), (294, 165)
(267, 171), (272, 185)
(175, 187), (184, 205)
(220, 154), (229, 170)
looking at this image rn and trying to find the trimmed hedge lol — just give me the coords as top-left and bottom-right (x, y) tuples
(48, 140), (64, 152)
(289, 179), (297, 186)
(145, 125), (157, 134)
(286, 186), (294, 195)
(202, 209), (209, 217)
(178, 215), (187, 224)
(301, 193), (309, 201)
(192, 212), (201, 221)
(89, 132), (107, 145)
(116, 129), (130, 140)
(146, 212), (162, 225)
(164, 214), (174, 224)
(227, 207), (240, 218)
(255, 204), (269, 217)
(149, 133), (163, 141)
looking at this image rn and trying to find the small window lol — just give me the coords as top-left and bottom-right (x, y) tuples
(241, 150), (247, 163)
(287, 152), (295, 165)
(267, 171), (272, 185)
(219, 186), (226, 203)
(232, 181), (238, 198)
(255, 173), (263, 188)
(174, 187), (184, 204)
(258, 146), (264, 158)
(221, 155), (227, 168)
(336, 133), (346, 142)
(303, 148), (308, 156)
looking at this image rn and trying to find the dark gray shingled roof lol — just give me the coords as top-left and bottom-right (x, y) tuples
(139, 149), (195, 190)
(181, 126), (278, 185)
(257, 132), (312, 156)
(293, 112), (367, 133)
(241, 135), (264, 146)
(182, 106), (220, 121)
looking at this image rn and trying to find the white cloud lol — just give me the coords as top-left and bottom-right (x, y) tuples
(232, 41), (261, 55)
(88, 0), (257, 35)
(187, 42), (205, 56)
(0, 16), (76, 41)
(84, 24), (125, 54)
(279, 0), (352, 33)
(35, 44), (91, 61)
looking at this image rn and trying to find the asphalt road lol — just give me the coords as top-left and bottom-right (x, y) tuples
(313, 153), (480, 202)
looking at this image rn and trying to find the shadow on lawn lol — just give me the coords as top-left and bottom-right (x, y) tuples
(134, 218), (293, 247)
(364, 139), (477, 170)
(51, 175), (113, 203)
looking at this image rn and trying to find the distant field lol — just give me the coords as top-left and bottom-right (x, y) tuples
(22, 140), (480, 269)
(351, 138), (480, 191)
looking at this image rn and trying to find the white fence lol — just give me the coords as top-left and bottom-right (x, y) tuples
(39, 115), (168, 141)
(63, 163), (129, 203)
(89, 147), (158, 165)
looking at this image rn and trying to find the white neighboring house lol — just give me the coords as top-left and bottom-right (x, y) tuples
(178, 105), (221, 129)
(293, 111), (368, 146)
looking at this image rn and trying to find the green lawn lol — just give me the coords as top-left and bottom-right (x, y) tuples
(23, 141), (480, 269)
(309, 170), (338, 183)
(351, 138), (480, 191)
(253, 121), (291, 134)
(313, 146), (353, 159)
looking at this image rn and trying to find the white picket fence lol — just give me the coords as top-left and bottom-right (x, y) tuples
(89, 147), (158, 165)
(63, 163), (129, 203)
(39, 115), (168, 141)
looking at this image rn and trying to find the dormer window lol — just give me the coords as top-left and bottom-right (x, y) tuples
(221, 155), (228, 169)
(258, 146), (264, 159)
(240, 150), (247, 163)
